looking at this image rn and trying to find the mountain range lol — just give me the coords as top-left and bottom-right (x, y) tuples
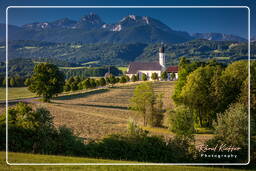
(0, 13), (247, 43)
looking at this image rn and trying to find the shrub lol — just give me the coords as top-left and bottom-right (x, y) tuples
(84, 133), (194, 163)
(127, 119), (148, 137)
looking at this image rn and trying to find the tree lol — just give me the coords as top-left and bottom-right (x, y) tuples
(67, 77), (78, 91)
(99, 77), (106, 86)
(105, 74), (117, 85)
(211, 60), (248, 114)
(82, 79), (91, 89)
(26, 63), (65, 102)
(131, 75), (137, 82)
(179, 65), (218, 127)
(172, 59), (203, 104)
(170, 72), (175, 81)
(161, 71), (168, 81)
(125, 75), (130, 82)
(78, 81), (83, 90)
(115, 77), (120, 83)
(63, 80), (71, 92)
(2, 78), (7, 86)
(95, 80), (101, 87)
(130, 82), (155, 126)
(1, 102), (53, 130)
(10, 77), (16, 87)
(142, 73), (147, 81)
(213, 102), (248, 147)
(89, 78), (97, 88)
(149, 94), (164, 127)
(119, 75), (127, 83)
(151, 73), (159, 81)
(169, 105), (195, 137)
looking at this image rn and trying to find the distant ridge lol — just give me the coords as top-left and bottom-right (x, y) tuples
(0, 13), (247, 43)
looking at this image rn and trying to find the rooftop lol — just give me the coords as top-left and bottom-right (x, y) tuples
(127, 62), (162, 74)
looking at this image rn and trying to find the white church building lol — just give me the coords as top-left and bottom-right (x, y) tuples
(126, 44), (178, 80)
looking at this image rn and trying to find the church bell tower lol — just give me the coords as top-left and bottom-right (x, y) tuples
(159, 43), (165, 70)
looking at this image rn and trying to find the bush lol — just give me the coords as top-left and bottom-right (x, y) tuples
(127, 119), (148, 137)
(84, 134), (194, 163)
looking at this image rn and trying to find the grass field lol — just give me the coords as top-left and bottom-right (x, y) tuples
(0, 87), (36, 101)
(0, 152), (251, 171)
(118, 67), (128, 73)
(213, 57), (230, 60)
(59, 66), (89, 70)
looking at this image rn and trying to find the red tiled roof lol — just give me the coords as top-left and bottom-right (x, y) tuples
(166, 66), (178, 73)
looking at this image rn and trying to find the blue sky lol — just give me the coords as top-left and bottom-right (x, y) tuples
(0, 0), (255, 39)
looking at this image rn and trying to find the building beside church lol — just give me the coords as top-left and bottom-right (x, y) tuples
(126, 44), (178, 80)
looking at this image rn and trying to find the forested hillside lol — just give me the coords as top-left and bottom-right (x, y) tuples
(0, 39), (254, 66)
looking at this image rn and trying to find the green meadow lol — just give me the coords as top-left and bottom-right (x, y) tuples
(0, 152), (250, 171)
(0, 87), (36, 101)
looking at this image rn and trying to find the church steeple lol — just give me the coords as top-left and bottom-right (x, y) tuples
(159, 42), (165, 69)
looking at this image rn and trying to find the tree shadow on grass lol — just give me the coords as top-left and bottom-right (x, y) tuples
(53, 89), (109, 100)
(73, 103), (129, 110)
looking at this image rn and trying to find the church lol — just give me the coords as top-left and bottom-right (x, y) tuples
(126, 44), (178, 80)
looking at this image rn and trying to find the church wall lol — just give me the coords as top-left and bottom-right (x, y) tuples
(138, 70), (161, 80)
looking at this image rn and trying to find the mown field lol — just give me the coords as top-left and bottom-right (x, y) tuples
(23, 81), (212, 145)
(0, 81), (213, 145)
(0, 152), (251, 171)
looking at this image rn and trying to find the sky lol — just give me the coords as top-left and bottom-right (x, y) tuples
(0, 0), (255, 39)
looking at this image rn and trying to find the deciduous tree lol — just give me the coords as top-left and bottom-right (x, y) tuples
(130, 82), (155, 126)
(151, 73), (159, 81)
(26, 63), (65, 102)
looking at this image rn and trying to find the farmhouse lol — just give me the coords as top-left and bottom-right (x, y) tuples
(126, 44), (178, 80)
